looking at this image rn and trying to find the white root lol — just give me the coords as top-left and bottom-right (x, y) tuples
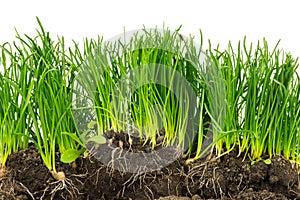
(42, 171), (80, 200)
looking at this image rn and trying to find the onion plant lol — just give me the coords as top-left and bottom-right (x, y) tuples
(9, 18), (84, 180)
(73, 28), (208, 154)
(0, 41), (33, 177)
(241, 40), (300, 163)
(207, 38), (300, 164)
(205, 41), (248, 157)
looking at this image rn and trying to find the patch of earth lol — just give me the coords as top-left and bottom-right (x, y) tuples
(0, 131), (299, 200)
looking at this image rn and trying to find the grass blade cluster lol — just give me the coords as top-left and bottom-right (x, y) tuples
(0, 41), (33, 176)
(74, 28), (208, 152)
(208, 38), (300, 163)
(0, 18), (84, 179)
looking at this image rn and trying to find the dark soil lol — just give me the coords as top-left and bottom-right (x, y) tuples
(1, 131), (300, 200)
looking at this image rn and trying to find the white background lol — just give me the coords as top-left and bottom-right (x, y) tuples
(1, 0), (300, 59)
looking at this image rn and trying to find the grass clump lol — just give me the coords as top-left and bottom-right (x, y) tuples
(0, 41), (33, 177)
(0, 18), (84, 180)
(73, 28), (206, 152)
(208, 39), (300, 164)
